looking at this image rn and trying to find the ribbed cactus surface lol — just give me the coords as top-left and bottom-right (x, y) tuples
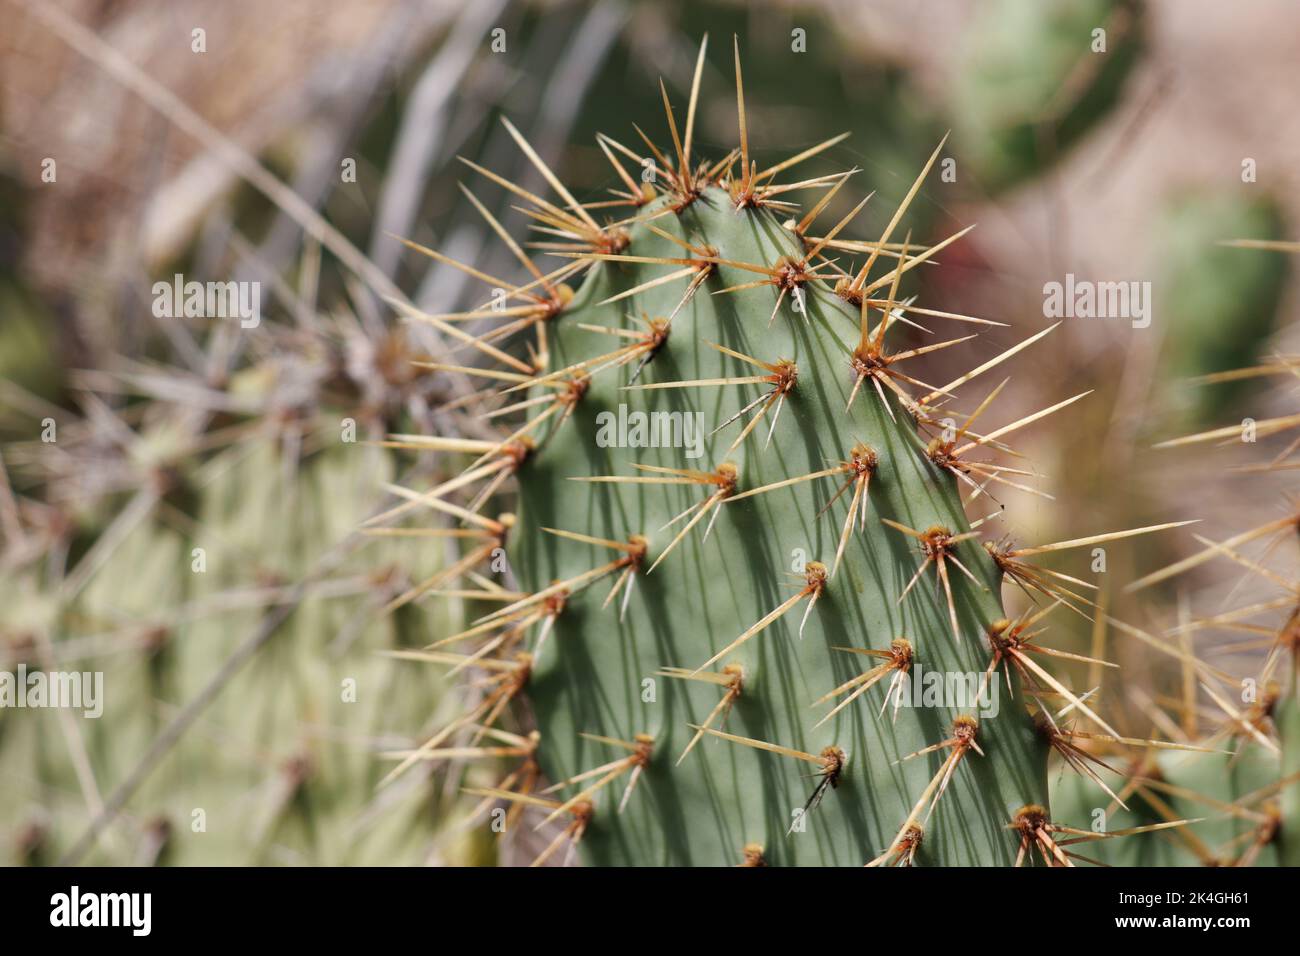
(378, 37), (1203, 867)
(513, 184), (1050, 865)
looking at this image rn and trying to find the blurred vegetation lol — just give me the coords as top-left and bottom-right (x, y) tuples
(953, 0), (1143, 191)
(0, 167), (63, 409)
(2, 0), (1298, 866)
(1157, 191), (1289, 419)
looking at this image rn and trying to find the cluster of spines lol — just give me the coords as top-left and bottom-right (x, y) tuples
(376, 35), (1220, 866)
(1106, 308), (1300, 866)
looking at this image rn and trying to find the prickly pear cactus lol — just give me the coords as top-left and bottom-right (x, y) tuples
(0, 418), (460, 865)
(514, 184), (1060, 865)
(1052, 284), (1300, 867)
(390, 37), (1193, 867)
(1156, 194), (1288, 420)
(953, 0), (1143, 191)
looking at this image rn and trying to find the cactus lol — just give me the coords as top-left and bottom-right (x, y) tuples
(952, 0), (1143, 192)
(0, 389), (471, 864)
(1045, 237), (1300, 866)
(0, 174), (471, 863)
(385, 37), (1201, 867)
(1156, 195), (1289, 421)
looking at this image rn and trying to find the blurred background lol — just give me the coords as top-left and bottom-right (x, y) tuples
(2, 0), (1298, 865)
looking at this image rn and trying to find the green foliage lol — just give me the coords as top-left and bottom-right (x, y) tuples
(1157, 192), (1289, 419)
(953, 0), (1143, 191)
